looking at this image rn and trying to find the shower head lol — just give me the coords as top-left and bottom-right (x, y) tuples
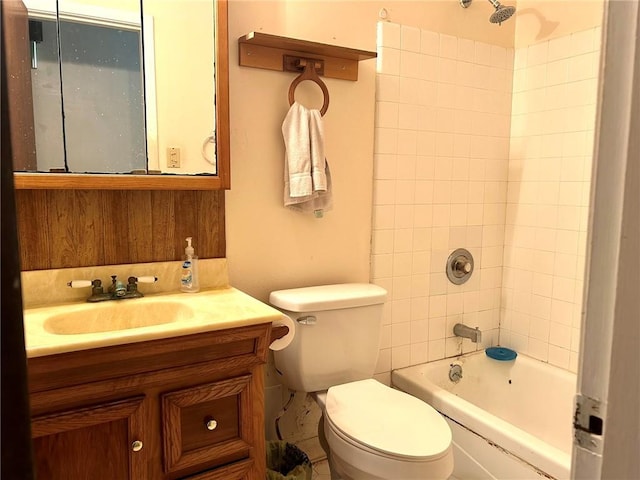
(487, 0), (516, 24)
(459, 0), (516, 25)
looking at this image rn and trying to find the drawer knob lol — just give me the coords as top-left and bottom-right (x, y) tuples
(205, 418), (218, 431)
(131, 440), (143, 452)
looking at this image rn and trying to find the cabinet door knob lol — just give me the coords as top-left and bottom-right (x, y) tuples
(205, 418), (218, 431)
(131, 440), (143, 452)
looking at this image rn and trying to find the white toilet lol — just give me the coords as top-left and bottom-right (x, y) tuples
(270, 283), (453, 480)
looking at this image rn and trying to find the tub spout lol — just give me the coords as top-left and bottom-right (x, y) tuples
(453, 323), (482, 343)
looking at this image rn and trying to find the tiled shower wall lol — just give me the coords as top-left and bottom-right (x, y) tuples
(371, 22), (513, 381)
(372, 23), (601, 378)
(500, 27), (601, 372)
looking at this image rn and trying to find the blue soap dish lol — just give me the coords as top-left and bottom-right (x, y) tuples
(486, 347), (517, 361)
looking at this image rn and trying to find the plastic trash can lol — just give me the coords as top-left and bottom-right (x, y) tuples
(266, 441), (313, 480)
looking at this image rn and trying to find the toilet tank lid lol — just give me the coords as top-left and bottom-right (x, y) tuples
(269, 283), (387, 312)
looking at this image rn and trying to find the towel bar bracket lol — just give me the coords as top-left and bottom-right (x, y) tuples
(283, 55), (325, 76)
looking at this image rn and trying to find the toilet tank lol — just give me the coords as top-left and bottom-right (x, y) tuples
(269, 284), (387, 392)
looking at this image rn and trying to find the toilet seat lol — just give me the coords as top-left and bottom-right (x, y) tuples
(324, 379), (452, 461)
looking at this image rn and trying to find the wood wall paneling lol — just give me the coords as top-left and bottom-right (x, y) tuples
(16, 190), (226, 270)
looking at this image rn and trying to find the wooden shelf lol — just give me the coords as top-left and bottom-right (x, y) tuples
(238, 32), (376, 81)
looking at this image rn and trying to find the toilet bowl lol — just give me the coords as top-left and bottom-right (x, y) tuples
(269, 284), (453, 480)
(315, 380), (453, 480)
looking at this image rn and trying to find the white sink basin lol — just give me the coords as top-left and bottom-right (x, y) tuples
(43, 300), (194, 335)
(23, 288), (283, 358)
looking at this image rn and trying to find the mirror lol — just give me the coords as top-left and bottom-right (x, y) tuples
(14, 0), (230, 189)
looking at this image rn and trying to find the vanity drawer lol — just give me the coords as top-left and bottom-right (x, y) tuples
(162, 375), (254, 476)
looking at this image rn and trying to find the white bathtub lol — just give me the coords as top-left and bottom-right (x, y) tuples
(392, 351), (577, 480)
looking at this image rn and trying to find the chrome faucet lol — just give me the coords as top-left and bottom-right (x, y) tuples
(68, 275), (158, 302)
(453, 323), (482, 343)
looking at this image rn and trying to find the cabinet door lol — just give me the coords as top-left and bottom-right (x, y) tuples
(31, 396), (147, 479)
(161, 375), (254, 477)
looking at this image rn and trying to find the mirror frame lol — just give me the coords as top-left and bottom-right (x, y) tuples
(14, 0), (230, 190)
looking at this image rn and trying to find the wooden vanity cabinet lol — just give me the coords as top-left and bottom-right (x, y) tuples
(27, 323), (273, 480)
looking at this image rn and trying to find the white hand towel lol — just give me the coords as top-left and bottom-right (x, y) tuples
(282, 103), (332, 217)
(309, 109), (327, 192)
(282, 102), (312, 197)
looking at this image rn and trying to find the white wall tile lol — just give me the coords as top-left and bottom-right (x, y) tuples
(419, 55), (439, 82)
(398, 103), (418, 130)
(527, 41), (548, 66)
(376, 102), (399, 128)
(437, 83), (457, 109)
(373, 179), (396, 205)
(568, 53), (596, 82)
(397, 154), (417, 180)
(427, 339), (445, 361)
(391, 345), (411, 369)
(420, 29), (439, 56)
(401, 50), (422, 78)
(377, 21), (401, 49)
(401, 25), (421, 52)
(372, 229), (394, 255)
(378, 47), (401, 75)
(505, 48), (515, 71)
(377, 74), (400, 102)
(375, 128), (398, 154)
(394, 228), (414, 252)
(513, 48), (527, 70)
(374, 154), (397, 180)
(548, 34), (572, 62)
(439, 34), (457, 59)
(373, 204), (396, 229)
(438, 58), (458, 84)
(428, 314), (447, 339)
(372, 254), (393, 279)
(399, 76), (420, 104)
(458, 38), (475, 63)
(548, 345), (570, 369)
(418, 80), (438, 106)
(570, 28), (596, 56)
(397, 130), (417, 155)
(475, 41), (492, 66)
(490, 45), (507, 68)
(410, 342), (429, 364)
(392, 322), (411, 346)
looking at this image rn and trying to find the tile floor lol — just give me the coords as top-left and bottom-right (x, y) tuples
(311, 459), (331, 480)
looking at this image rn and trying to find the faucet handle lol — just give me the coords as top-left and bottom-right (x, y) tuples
(68, 279), (102, 289)
(68, 279), (103, 295)
(135, 276), (158, 284)
(126, 276), (158, 288)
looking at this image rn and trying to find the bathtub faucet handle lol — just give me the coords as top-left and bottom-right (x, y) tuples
(449, 364), (463, 382)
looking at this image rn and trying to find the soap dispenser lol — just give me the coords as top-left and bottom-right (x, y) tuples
(181, 237), (199, 293)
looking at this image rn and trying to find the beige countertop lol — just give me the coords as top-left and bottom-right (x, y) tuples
(24, 287), (283, 358)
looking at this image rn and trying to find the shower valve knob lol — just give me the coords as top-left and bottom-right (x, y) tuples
(446, 248), (474, 285)
(455, 259), (472, 274)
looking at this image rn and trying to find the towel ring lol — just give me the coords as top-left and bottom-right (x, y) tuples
(288, 60), (330, 116)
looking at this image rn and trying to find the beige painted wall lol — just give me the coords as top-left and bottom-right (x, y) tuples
(514, 0), (604, 47)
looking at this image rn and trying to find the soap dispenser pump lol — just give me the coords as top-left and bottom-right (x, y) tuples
(181, 237), (199, 293)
